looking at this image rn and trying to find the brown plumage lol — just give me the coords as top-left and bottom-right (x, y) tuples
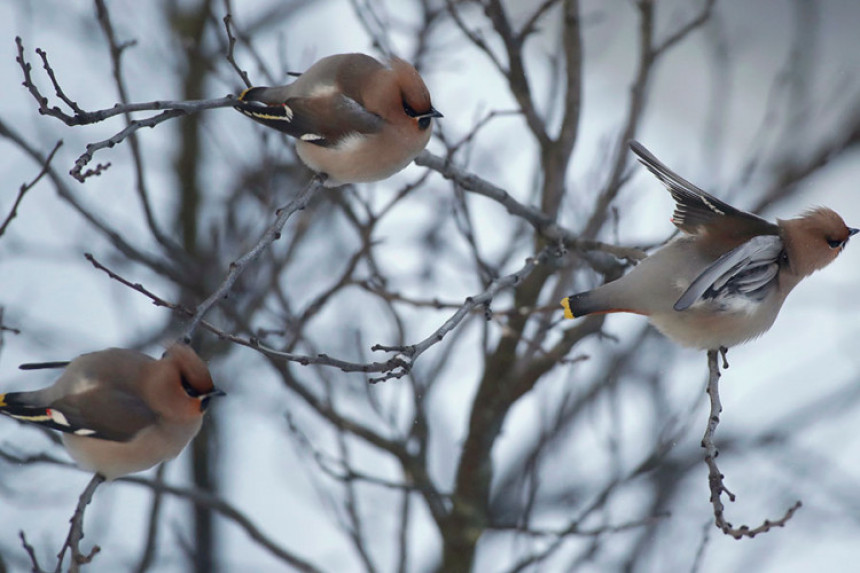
(0, 343), (224, 479)
(561, 142), (856, 350)
(235, 53), (442, 187)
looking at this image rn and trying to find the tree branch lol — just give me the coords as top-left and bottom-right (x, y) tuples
(181, 176), (323, 340)
(701, 350), (802, 539)
(0, 140), (61, 239)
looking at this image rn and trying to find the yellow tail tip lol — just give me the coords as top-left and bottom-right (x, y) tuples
(560, 298), (574, 319)
(0, 394), (5, 408)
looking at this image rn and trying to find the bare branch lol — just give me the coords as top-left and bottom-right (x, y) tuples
(16, 37), (237, 126)
(4, 450), (323, 573)
(701, 350), (802, 539)
(19, 532), (44, 572)
(53, 474), (105, 573)
(416, 151), (646, 264)
(83, 248), (525, 383)
(223, 14), (252, 88)
(652, 0), (717, 57)
(490, 511), (668, 538)
(0, 118), (192, 284)
(370, 248), (551, 381)
(181, 176), (323, 340)
(0, 140), (61, 238)
(119, 475), (324, 573)
(583, 0), (716, 238)
(92, 0), (177, 252)
(16, 36), (237, 181)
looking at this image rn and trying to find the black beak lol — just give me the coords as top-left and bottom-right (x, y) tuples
(420, 107), (443, 119)
(849, 228), (859, 237)
(200, 388), (226, 412)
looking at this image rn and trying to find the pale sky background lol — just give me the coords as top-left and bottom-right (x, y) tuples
(1, 0), (860, 571)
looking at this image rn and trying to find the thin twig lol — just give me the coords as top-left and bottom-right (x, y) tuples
(0, 140), (62, 238)
(701, 350), (802, 539)
(84, 245), (553, 383)
(0, 118), (192, 283)
(582, 0), (716, 239)
(93, 0), (178, 251)
(16, 35), (238, 181)
(133, 464), (166, 573)
(223, 14), (252, 88)
(5, 450), (323, 572)
(181, 176), (323, 340)
(415, 151), (646, 264)
(16, 36), (236, 125)
(119, 475), (324, 572)
(19, 531), (45, 571)
(56, 474), (106, 573)
(491, 511), (668, 538)
(369, 248), (551, 382)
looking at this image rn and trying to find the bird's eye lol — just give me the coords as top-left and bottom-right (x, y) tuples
(826, 238), (844, 249)
(180, 374), (201, 398)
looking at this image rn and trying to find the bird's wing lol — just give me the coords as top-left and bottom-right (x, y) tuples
(629, 141), (778, 237)
(0, 387), (157, 442)
(235, 89), (383, 147)
(674, 234), (784, 311)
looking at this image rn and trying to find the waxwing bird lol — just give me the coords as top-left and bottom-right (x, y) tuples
(561, 141), (857, 350)
(0, 343), (224, 480)
(234, 53), (442, 187)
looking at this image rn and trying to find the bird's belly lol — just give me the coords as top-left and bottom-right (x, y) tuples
(62, 420), (201, 480)
(649, 298), (782, 350)
(297, 129), (430, 187)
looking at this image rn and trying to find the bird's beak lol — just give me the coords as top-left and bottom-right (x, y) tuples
(200, 388), (226, 412)
(419, 107), (443, 119)
(849, 228), (859, 237)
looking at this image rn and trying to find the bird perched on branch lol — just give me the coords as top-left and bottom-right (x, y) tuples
(561, 141), (857, 350)
(235, 53), (442, 187)
(0, 343), (224, 480)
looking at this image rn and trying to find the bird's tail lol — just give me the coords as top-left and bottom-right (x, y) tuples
(0, 392), (87, 435)
(0, 392), (51, 424)
(237, 86), (267, 103)
(561, 287), (645, 319)
(0, 392), (46, 418)
(560, 292), (607, 318)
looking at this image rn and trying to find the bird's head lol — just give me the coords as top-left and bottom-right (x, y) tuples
(780, 207), (857, 277)
(390, 57), (442, 132)
(159, 344), (224, 417)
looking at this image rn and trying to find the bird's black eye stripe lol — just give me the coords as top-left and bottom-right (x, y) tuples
(826, 238), (844, 249)
(180, 374), (201, 398)
(402, 101), (418, 118)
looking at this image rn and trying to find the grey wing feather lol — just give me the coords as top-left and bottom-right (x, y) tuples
(53, 388), (157, 442)
(237, 90), (382, 145)
(629, 141), (775, 233)
(674, 235), (784, 311)
(0, 387), (155, 441)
